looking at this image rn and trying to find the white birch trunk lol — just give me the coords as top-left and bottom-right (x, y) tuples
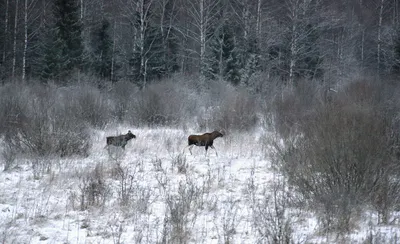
(139, 0), (146, 88)
(111, 19), (116, 81)
(256, 0), (262, 49)
(22, 0), (28, 81)
(12, 0), (19, 79)
(200, 0), (206, 83)
(289, 2), (298, 87)
(2, 0), (9, 66)
(80, 0), (83, 20)
(377, 0), (384, 76)
(361, 28), (364, 64)
(243, 0), (249, 42)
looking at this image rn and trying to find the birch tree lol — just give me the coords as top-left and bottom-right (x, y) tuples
(183, 0), (221, 82)
(22, 0), (28, 81)
(2, 0), (9, 71)
(278, 0), (325, 86)
(156, 0), (180, 76)
(120, 0), (161, 88)
(12, 0), (19, 79)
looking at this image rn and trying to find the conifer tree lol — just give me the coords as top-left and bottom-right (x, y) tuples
(40, 0), (83, 81)
(91, 19), (112, 80)
(209, 24), (240, 84)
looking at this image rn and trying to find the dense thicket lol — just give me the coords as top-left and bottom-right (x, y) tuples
(0, 77), (260, 158)
(1, 0), (400, 85)
(273, 79), (400, 231)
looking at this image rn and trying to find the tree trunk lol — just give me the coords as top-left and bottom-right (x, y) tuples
(111, 19), (116, 81)
(22, 0), (28, 81)
(199, 0), (206, 83)
(361, 27), (364, 65)
(289, 17), (297, 87)
(377, 0), (384, 77)
(12, 0), (19, 79)
(2, 0), (9, 67)
(256, 0), (262, 51)
(139, 0), (146, 88)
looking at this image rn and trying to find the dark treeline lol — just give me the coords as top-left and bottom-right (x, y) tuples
(1, 0), (400, 87)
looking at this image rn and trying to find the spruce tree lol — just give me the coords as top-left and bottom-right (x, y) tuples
(41, 0), (83, 82)
(209, 24), (240, 85)
(91, 19), (112, 80)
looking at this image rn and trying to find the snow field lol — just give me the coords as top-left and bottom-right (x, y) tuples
(0, 126), (399, 243)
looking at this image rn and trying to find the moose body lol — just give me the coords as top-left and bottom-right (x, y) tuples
(106, 130), (136, 149)
(187, 130), (223, 155)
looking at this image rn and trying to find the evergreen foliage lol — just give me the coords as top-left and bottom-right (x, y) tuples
(0, 0), (399, 86)
(209, 24), (240, 85)
(90, 19), (112, 80)
(41, 0), (83, 82)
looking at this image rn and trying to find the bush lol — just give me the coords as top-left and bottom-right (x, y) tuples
(273, 80), (400, 232)
(0, 83), (92, 157)
(129, 81), (195, 126)
(0, 83), (29, 138)
(211, 86), (259, 131)
(110, 80), (139, 122)
(58, 85), (111, 128)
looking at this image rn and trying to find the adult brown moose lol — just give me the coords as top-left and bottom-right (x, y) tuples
(186, 130), (224, 156)
(105, 130), (136, 150)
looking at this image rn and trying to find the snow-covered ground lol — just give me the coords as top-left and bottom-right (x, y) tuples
(1, 126), (400, 243)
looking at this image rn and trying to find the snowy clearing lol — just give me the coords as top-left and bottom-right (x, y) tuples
(0, 126), (400, 243)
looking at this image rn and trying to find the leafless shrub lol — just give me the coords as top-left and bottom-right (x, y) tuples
(165, 179), (204, 243)
(171, 154), (188, 174)
(0, 83), (92, 157)
(116, 165), (135, 206)
(2, 142), (17, 171)
(60, 85), (111, 128)
(78, 164), (110, 211)
(215, 197), (240, 244)
(362, 229), (400, 244)
(129, 81), (189, 126)
(251, 179), (294, 244)
(273, 81), (321, 139)
(209, 84), (259, 131)
(273, 80), (400, 232)
(0, 83), (28, 136)
(115, 163), (149, 210)
(110, 80), (139, 122)
(151, 158), (163, 172)
(31, 158), (52, 180)
(108, 217), (124, 244)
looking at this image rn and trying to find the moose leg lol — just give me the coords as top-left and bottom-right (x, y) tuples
(210, 145), (218, 156)
(188, 145), (194, 155)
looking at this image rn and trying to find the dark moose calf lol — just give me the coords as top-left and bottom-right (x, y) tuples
(106, 130), (136, 150)
(187, 130), (223, 156)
